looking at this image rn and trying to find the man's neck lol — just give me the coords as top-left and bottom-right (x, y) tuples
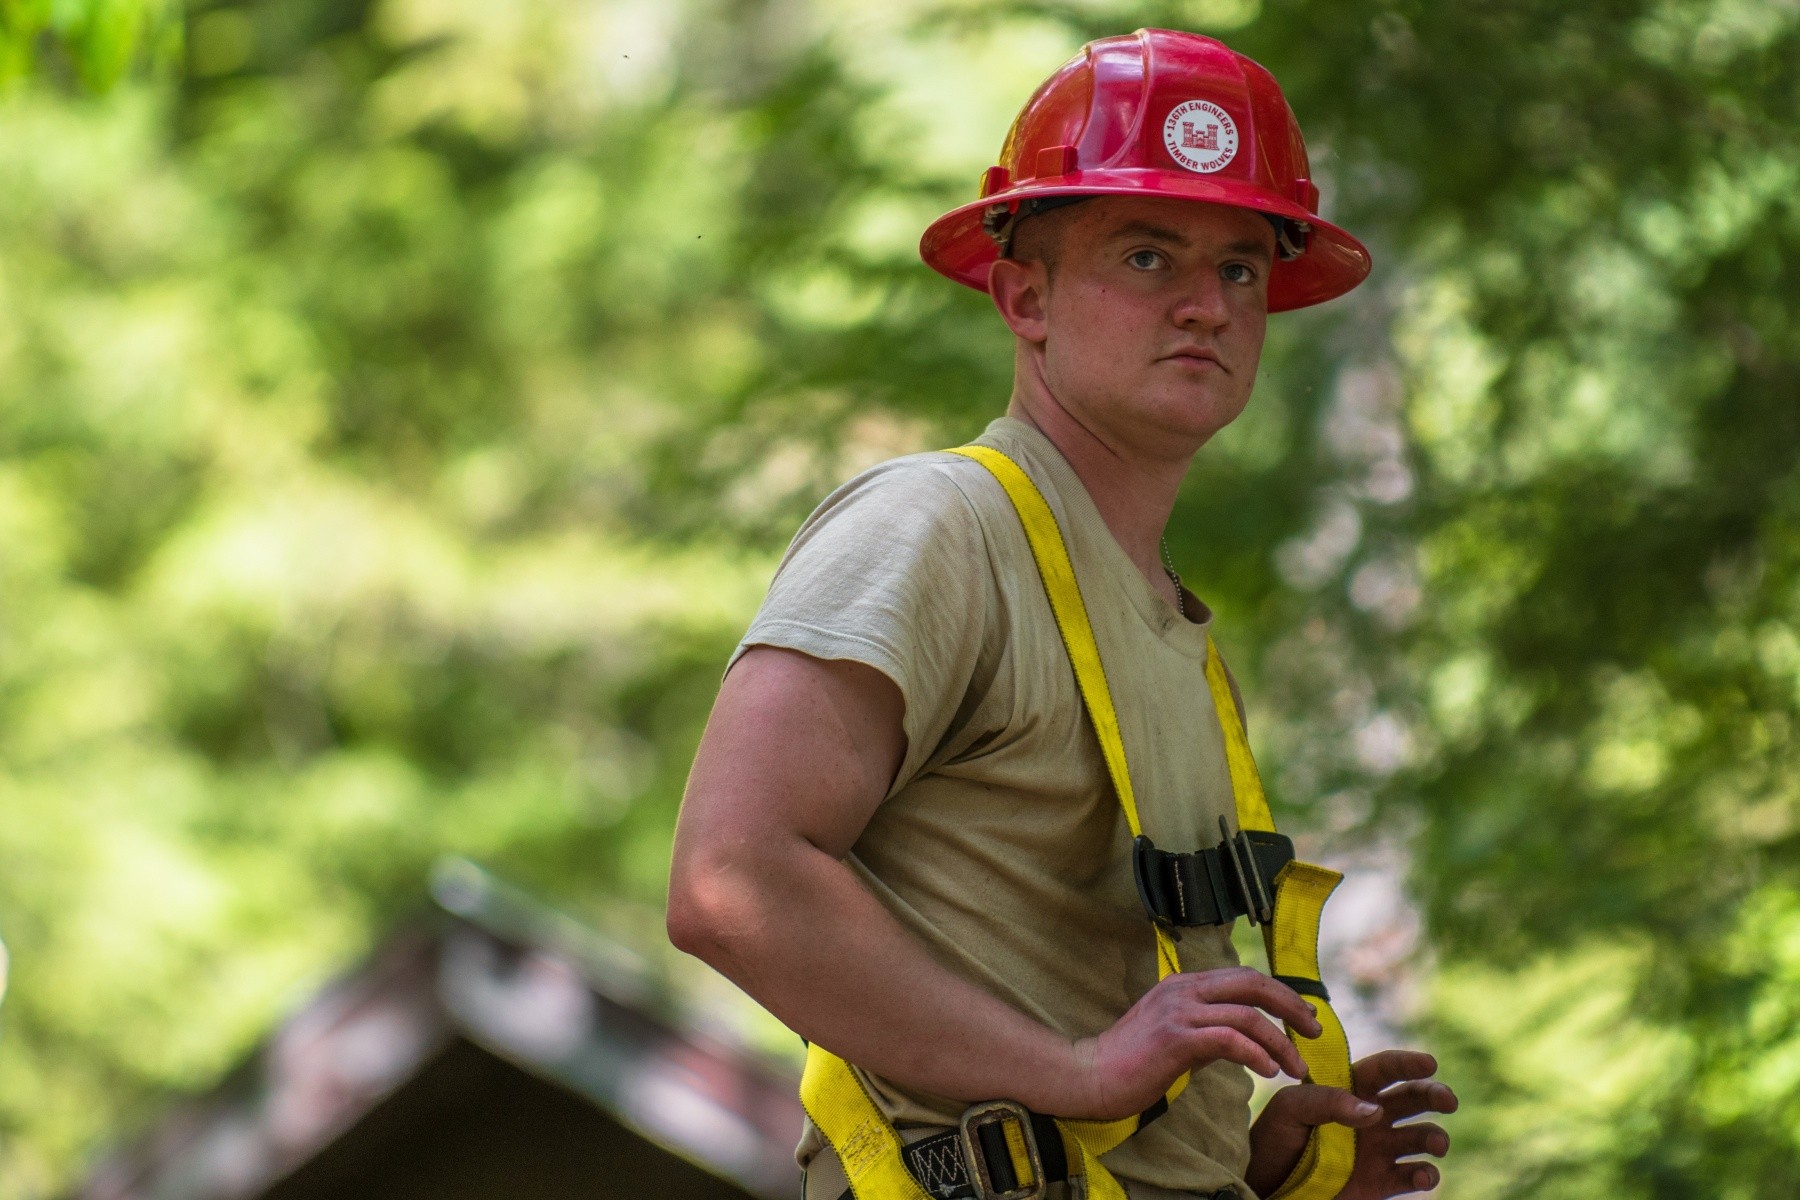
(1005, 371), (1198, 607)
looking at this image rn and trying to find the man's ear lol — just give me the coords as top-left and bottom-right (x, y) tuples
(987, 257), (1050, 345)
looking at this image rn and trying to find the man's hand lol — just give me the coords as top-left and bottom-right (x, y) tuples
(1062, 968), (1324, 1120)
(1244, 1049), (1458, 1199)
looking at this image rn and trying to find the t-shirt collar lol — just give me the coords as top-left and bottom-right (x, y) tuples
(977, 416), (1214, 659)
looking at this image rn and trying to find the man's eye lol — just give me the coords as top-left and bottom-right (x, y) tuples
(1127, 249), (1165, 270)
(1222, 262), (1258, 284)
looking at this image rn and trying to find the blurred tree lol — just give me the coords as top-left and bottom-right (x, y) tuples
(2, 1), (1799, 1198)
(1235, 5), (1800, 1196)
(0, 0), (181, 91)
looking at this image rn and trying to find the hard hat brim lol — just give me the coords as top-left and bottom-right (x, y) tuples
(919, 174), (1371, 313)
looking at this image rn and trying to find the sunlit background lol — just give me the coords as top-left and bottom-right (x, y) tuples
(3, 0), (1800, 1196)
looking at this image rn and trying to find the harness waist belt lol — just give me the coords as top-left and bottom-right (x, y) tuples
(830, 1099), (1186, 1200)
(900, 1105), (1066, 1200)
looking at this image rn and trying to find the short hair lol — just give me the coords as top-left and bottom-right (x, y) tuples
(1001, 198), (1087, 279)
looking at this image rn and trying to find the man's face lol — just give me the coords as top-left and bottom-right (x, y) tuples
(1007, 195), (1276, 457)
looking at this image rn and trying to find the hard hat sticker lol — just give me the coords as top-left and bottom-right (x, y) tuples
(1163, 100), (1238, 173)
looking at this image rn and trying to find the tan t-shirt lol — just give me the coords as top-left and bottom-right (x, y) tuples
(733, 417), (1254, 1195)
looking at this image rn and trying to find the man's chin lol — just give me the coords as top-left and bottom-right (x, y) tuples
(1155, 392), (1247, 446)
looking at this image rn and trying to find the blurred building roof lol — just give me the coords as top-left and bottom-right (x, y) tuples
(74, 861), (805, 1200)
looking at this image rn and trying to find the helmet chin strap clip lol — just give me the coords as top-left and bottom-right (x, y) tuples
(1268, 213), (1312, 261)
(980, 203), (1018, 250)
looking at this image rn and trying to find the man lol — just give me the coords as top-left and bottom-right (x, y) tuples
(668, 28), (1456, 1200)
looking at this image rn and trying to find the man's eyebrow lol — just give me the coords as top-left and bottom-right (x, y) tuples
(1104, 220), (1189, 246)
(1102, 222), (1276, 262)
(1223, 237), (1274, 263)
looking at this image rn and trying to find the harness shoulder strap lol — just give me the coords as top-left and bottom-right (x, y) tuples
(948, 445), (1182, 981)
(1202, 635), (1357, 1199)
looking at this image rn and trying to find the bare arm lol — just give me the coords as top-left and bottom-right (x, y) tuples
(668, 646), (1077, 1107)
(667, 645), (1321, 1118)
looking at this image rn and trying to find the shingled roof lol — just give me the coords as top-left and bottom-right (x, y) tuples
(74, 861), (805, 1200)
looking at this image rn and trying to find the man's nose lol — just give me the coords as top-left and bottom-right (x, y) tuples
(1172, 273), (1231, 331)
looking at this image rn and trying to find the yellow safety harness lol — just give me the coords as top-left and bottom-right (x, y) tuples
(801, 446), (1356, 1200)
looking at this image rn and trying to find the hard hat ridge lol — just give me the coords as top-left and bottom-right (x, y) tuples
(919, 28), (1371, 311)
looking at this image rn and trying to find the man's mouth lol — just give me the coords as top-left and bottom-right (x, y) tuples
(1162, 348), (1226, 370)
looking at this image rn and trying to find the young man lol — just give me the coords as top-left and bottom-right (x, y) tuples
(668, 28), (1457, 1200)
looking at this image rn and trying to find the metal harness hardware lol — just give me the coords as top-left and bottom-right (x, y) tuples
(844, 1102), (1070, 1200)
(959, 1100), (1047, 1200)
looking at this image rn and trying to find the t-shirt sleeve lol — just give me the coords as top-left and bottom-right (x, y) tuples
(729, 457), (993, 796)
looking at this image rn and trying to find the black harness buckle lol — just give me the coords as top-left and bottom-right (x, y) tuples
(1132, 821), (1294, 929)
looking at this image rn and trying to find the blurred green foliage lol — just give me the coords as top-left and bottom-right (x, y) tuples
(0, 0), (180, 90)
(1, 0), (1798, 1197)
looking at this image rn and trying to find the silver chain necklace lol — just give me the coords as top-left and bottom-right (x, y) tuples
(1160, 535), (1186, 621)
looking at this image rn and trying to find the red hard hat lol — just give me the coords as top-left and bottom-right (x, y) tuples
(919, 29), (1370, 312)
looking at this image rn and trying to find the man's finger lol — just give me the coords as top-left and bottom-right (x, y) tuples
(1261, 1083), (1384, 1130)
(1390, 1121), (1450, 1158)
(1182, 1025), (1287, 1079)
(1378, 1079), (1460, 1120)
(1351, 1048), (1438, 1097)
(1385, 1159), (1440, 1194)
(1183, 969), (1324, 1038)
(1187, 1003), (1307, 1078)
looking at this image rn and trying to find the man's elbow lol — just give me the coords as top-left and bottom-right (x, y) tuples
(665, 865), (714, 959)
(666, 852), (752, 964)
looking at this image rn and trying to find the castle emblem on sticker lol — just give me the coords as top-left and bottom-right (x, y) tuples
(1163, 99), (1238, 173)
